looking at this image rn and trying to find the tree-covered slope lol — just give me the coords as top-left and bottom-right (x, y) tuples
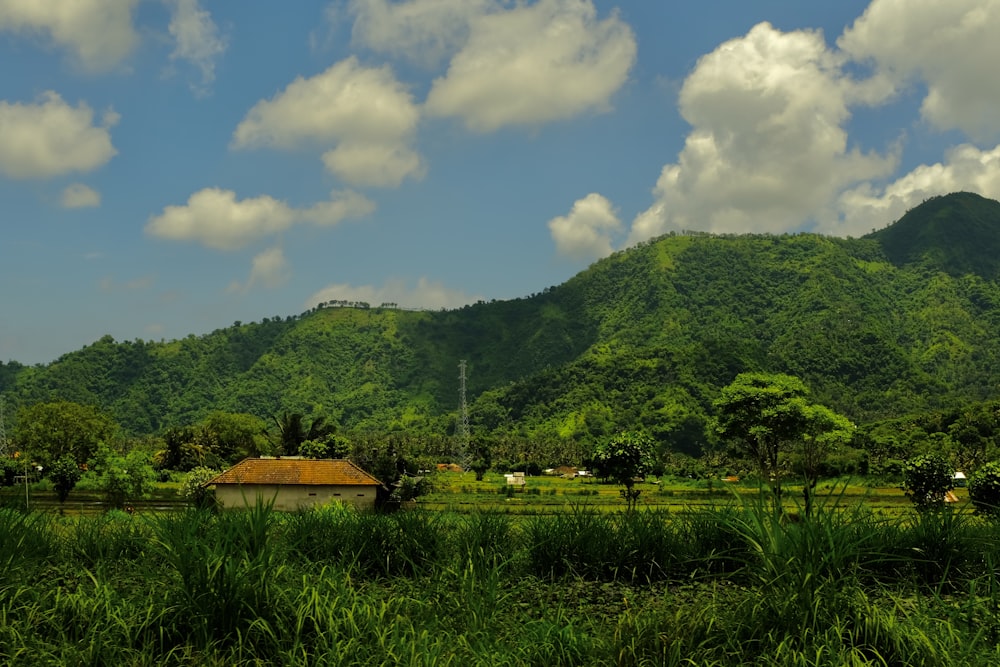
(866, 191), (1000, 280)
(4, 193), (1000, 453)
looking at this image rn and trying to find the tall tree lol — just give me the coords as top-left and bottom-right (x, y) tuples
(13, 401), (120, 469)
(713, 373), (810, 508)
(798, 404), (854, 516)
(591, 431), (654, 510)
(272, 412), (336, 456)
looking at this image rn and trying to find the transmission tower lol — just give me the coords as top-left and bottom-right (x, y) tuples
(456, 360), (470, 469)
(0, 396), (8, 457)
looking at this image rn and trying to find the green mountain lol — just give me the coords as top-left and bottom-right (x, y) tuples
(865, 191), (1000, 279)
(4, 192), (1000, 456)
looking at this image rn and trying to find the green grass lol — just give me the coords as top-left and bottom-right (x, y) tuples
(2, 496), (1000, 665)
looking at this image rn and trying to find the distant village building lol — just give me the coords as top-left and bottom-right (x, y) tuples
(205, 457), (384, 511)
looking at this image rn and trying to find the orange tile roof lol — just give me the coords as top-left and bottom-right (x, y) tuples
(207, 458), (383, 487)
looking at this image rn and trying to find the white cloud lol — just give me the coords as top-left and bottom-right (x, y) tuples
(0, 0), (137, 72)
(321, 143), (422, 190)
(828, 144), (1000, 236)
(61, 183), (101, 208)
(424, 0), (636, 132)
(307, 276), (480, 310)
(628, 22), (896, 244)
(232, 57), (422, 187)
(166, 0), (227, 94)
(229, 246), (290, 292)
(548, 193), (621, 260)
(839, 0), (1000, 142)
(0, 92), (119, 179)
(344, 0), (496, 68)
(145, 188), (375, 250)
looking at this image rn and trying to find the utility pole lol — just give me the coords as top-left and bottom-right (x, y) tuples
(456, 360), (470, 469)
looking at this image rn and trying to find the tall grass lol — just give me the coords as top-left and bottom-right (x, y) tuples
(0, 507), (56, 579)
(4, 500), (1000, 665)
(148, 501), (287, 653)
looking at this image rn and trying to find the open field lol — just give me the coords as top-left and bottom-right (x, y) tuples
(0, 471), (969, 516)
(417, 471), (963, 516)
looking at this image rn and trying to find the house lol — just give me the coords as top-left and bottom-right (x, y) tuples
(205, 457), (384, 511)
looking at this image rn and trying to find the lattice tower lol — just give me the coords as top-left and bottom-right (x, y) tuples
(456, 360), (470, 469)
(0, 396), (8, 457)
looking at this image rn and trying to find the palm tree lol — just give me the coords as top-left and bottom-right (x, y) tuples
(272, 412), (335, 456)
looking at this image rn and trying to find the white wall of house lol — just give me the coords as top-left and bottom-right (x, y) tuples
(214, 483), (377, 511)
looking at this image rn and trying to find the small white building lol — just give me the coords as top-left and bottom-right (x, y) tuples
(206, 457), (384, 511)
(505, 472), (526, 487)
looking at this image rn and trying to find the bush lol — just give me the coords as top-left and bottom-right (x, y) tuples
(180, 467), (220, 509)
(902, 453), (954, 511)
(968, 461), (1000, 516)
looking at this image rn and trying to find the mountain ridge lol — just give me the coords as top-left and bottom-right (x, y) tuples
(3, 192), (1000, 454)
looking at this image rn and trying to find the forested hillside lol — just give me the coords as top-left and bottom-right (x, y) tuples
(3, 192), (1000, 457)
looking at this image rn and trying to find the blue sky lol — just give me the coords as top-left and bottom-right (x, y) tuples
(2, 0), (999, 365)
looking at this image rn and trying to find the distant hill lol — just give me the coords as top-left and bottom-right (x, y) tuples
(865, 192), (1000, 280)
(4, 192), (1000, 456)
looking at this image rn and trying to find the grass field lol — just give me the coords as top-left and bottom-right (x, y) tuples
(418, 471), (951, 515)
(0, 470), (961, 516)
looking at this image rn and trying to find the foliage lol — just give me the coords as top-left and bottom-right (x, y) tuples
(713, 373), (810, 505)
(902, 453), (955, 511)
(48, 455), (82, 503)
(796, 403), (855, 515)
(180, 466), (220, 509)
(590, 431), (654, 509)
(153, 426), (208, 472)
(714, 373), (854, 514)
(470, 457), (490, 481)
(271, 412), (336, 456)
(0, 456), (19, 487)
(12, 401), (120, 469)
(968, 461), (1000, 516)
(91, 443), (157, 509)
(199, 411), (270, 461)
(393, 474), (432, 502)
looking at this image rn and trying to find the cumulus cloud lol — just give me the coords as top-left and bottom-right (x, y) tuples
(344, 0), (495, 68)
(229, 246), (290, 292)
(61, 183), (101, 208)
(166, 0), (227, 93)
(232, 57), (422, 187)
(424, 0), (636, 132)
(0, 0), (137, 72)
(839, 0), (1000, 142)
(145, 188), (375, 250)
(548, 193), (621, 260)
(0, 92), (118, 180)
(628, 22), (896, 243)
(307, 276), (480, 310)
(826, 144), (1000, 236)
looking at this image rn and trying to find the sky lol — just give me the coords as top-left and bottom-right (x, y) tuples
(2, 0), (1000, 366)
